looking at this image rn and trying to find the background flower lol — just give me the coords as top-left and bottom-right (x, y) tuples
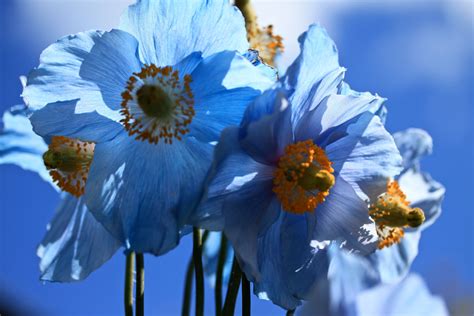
(0, 106), (121, 282)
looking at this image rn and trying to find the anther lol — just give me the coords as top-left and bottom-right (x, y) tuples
(370, 180), (426, 249)
(273, 140), (335, 214)
(43, 136), (95, 197)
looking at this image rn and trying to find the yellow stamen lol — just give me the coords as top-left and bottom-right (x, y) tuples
(370, 180), (425, 249)
(43, 136), (95, 197)
(273, 140), (335, 214)
(120, 64), (195, 145)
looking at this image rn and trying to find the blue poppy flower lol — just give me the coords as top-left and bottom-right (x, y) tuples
(192, 24), (402, 309)
(295, 128), (445, 315)
(23, 0), (275, 255)
(367, 128), (445, 282)
(0, 106), (121, 282)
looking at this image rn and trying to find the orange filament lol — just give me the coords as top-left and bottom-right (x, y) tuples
(43, 136), (95, 197)
(370, 180), (425, 249)
(249, 24), (284, 66)
(273, 140), (335, 214)
(120, 64), (195, 144)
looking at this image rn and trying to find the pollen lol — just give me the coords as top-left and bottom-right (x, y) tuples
(273, 140), (335, 214)
(120, 64), (195, 145)
(43, 136), (95, 197)
(248, 25), (284, 66)
(370, 180), (425, 249)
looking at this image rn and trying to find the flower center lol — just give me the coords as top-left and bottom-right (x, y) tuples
(120, 64), (195, 144)
(42, 136), (95, 197)
(369, 180), (425, 249)
(273, 140), (335, 214)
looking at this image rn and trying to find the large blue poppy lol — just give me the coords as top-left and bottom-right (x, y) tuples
(193, 24), (402, 309)
(22, 0), (275, 255)
(0, 106), (121, 281)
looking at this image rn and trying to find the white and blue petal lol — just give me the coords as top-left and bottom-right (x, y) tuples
(353, 274), (448, 316)
(0, 105), (51, 184)
(311, 177), (378, 255)
(294, 92), (385, 142)
(84, 131), (212, 255)
(394, 128), (433, 172)
(282, 24), (345, 122)
(119, 0), (248, 66)
(239, 92), (293, 165)
(189, 51), (275, 143)
(322, 112), (403, 201)
(26, 29), (142, 142)
(38, 195), (121, 282)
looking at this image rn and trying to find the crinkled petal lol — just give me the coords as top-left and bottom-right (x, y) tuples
(254, 214), (303, 310)
(24, 29), (141, 137)
(79, 29), (142, 115)
(29, 100), (123, 143)
(325, 245), (381, 315)
(192, 127), (276, 230)
(84, 131), (212, 255)
(193, 128), (279, 279)
(354, 274), (448, 316)
(0, 106), (51, 185)
(37, 195), (121, 282)
(239, 92), (293, 165)
(368, 231), (421, 283)
(256, 213), (332, 310)
(294, 92), (385, 142)
(324, 112), (403, 201)
(394, 128), (433, 172)
(189, 51), (275, 142)
(282, 24), (345, 122)
(23, 31), (107, 118)
(398, 169), (445, 227)
(312, 177), (378, 255)
(119, 0), (248, 65)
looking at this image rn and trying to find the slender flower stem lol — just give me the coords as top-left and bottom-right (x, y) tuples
(124, 252), (135, 316)
(182, 231), (210, 316)
(182, 257), (194, 316)
(286, 309), (295, 316)
(222, 256), (242, 316)
(135, 253), (145, 316)
(215, 234), (228, 316)
(193, 228), (205, 316)
(241, 274), (251, 316)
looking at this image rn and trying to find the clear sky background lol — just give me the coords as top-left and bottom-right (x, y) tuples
(0, 0), (473, 315)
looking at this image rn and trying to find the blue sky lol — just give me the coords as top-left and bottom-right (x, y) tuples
(1, 0), (472, 315)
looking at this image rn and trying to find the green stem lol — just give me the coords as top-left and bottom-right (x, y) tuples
(222, 256), (242, 316)
(215, 234), (228, 316)
(182, 231), (210, 316)
(182, 256), (194, 316)
(241, 274), (251, 316)
(286, 309), (295, 316)
(135, 253), (145, 316)
(124, 252), (135, 316)
(193, 228), (205, 316)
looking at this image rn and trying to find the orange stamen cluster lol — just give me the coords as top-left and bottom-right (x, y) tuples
(43, 136), (95, 197)
(120, 64), (195, 144)
(370, 180), (425, 249)
(249, 24), (284, 66)
(273, 140), (335, 214)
